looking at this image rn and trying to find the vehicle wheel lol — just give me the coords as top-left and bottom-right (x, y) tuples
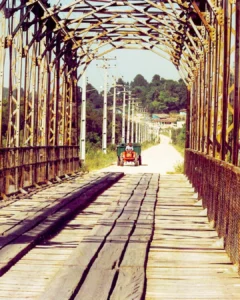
(135, 160), (139, 166)
(139, 156), (142, 165)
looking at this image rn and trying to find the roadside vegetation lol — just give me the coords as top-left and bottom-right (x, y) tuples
(83, 140), (158, 172)
(170, 161), (184, 174)
(171, 124), (186, 156)
(83, 144), (117, 172)
(167, 124), (186, 173)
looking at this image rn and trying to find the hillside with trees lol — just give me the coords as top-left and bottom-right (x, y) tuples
(81, 74), (187, 145)
(1, 74), (187, 146)
(130, 74), (187, 114)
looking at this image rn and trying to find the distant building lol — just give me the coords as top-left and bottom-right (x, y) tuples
(108, 107), (123, 114)
(177, 121), (185, 128)
(152, 113), (186, 129)
(179, 109), (187, 117)
(160, 118), (178, 128)
(152, 113), (169, 120)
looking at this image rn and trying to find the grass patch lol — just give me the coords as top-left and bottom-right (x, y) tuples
(167, 161), (184, 174)
(172, 144), (185, 157)
(83, 147), (116, 172)
(173, 161), (184, 173)
(167, 144), (185, 174)
(82, 140), (158, 172)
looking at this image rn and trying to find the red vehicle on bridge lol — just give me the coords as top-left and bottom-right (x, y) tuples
(117, 143), (142, 166)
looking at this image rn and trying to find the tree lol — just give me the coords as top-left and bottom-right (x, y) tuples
(131, 74), (148, 88)
(150, 74), (161, 87)
(85, 83), (103, 109)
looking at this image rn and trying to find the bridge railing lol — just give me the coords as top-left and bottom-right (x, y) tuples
(0, 146), (80, 197)
(185, 149), (240, 272)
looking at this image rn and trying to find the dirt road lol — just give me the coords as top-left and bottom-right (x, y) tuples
(98, 135), (184, 174)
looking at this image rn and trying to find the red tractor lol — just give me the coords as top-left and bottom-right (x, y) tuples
(117, 143), (142, 166)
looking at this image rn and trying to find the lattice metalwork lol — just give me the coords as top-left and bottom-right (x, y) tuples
(0, 1), (239, 193)
(0, 0), (80, 197)
(0, 0), (240, 272)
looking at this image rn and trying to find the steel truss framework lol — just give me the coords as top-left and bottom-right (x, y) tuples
(0, 1), (239, 197)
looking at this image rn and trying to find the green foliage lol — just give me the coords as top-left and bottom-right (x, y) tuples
(131, 74), (148, 88)
(174, 161), (184, 173)
(1, 89), (25, 146)
(167, 161), (184, 174)
(171, 124), (186, 149)
(1, 73), (186, 152)
(82, 140), (158, 172)
(129, 74), (187, 114)
(170, 124), (186, 157)
(84, 144), (116, 171)
(78, 80), (125, 146)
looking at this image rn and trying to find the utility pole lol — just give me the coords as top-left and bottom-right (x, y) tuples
(144, 108), (147, 142)
(103, 66), (108, 153)
(112, 81), (124, 145)
(80, 71), (86, 163)
(127, 90), (131, 143)
(112, 79), (116, 145)
(122, 85), (126, 143)
(97, 57), (116, 153)
(131, 97), (135, 143)
(135, 102), (138, 143)
(138, 121), (141, 143)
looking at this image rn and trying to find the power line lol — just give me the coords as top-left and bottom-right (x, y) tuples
(96, 57), (116, 153)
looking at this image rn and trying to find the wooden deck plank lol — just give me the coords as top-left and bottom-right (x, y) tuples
(75, 270), (116, 300)
(108, 174), (158, 299)
(146, 174), (240, 300)
(37, 175), (136, 300)
(0, 173), (124, 300)
(2, 173), (239, 300)
(110, 267), (145, 300)
(0, 173), (123, 276)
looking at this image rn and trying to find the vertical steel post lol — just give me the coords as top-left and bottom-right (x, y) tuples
(221, 0), (229, 161)
(0, 12), (5, 147)
(206, 35), (213, 155)
(185, 89), (191, 149)
(233, 1), (240, 165)
(212, 22), (220, 158)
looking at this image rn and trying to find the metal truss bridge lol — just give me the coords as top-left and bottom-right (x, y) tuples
(0, 0), (240, 281)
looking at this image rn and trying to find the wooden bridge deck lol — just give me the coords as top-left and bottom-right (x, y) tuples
(146, 175), (240, 300)
(0, 173), (239, 299)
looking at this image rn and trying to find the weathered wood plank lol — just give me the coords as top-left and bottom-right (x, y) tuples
(121, 242), (149, 267)
(110, 267), (145, 300)
(38, 177), (131, 300)
(0, 173), (124, 276)
(146, 174), (239, 300)
(75, 270), (116, 300)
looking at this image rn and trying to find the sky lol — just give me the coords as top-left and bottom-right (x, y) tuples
(49, 0), (181, 90)
(83, 49), (180, 91)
